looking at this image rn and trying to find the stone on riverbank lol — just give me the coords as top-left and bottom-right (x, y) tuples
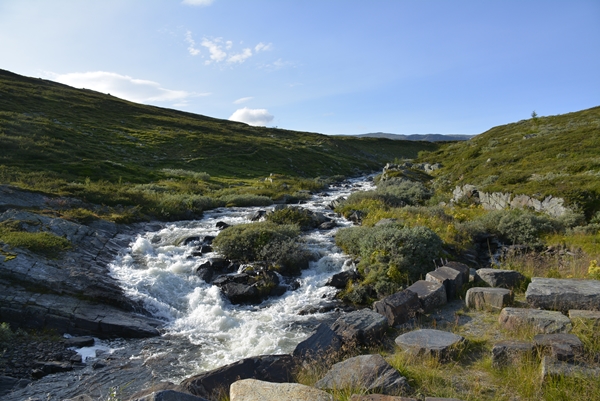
(426, 266), (463, 301)
(533, 333), (584, 362)
(293, 323), (342, 360)
(315, 354), (410, 395)
(491, 340), (536, 367)
(330, 308), (389, 345)
(406, 280), (447, 312)
(526, 278), (600, 312)
(230, 379), (332, 401)
(395, 329), (465, 360)
(373, 290), (421, 326)
(476, 268), (525, 289)
(498, 307), (572, 334)
(465, 287), (512, 311)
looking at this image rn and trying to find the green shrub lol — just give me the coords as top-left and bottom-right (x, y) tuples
(336, 223), (443, 282)
(219, 194), (273, 207)
(266, 207), (320, 231)
(0, 229), (71, 257)
(212, 222), (300, 262)
(376, 178), (433, 206)
(0, 322), (13, 344)
(258, 237), (315, 276)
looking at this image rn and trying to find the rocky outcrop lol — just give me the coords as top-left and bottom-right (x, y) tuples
(330, 309), (389, 345)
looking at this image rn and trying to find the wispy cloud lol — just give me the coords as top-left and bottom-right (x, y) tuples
(229, 107), (274, 126)
(227, 48), (252, 64)
(182, 0), (214, 6)
(201, 37), (227, 64)
(233, 97), (253, 104)
(255, 42), (273, 52)
(185, 30), (200, 56)
(47, 71), (210, 104)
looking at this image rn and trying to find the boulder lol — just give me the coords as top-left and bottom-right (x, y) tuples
(180, 354), (296, 399)
(326, 270), (360, 289)
(315, 354), (410, 395)
(406, 280), (447, 313)
(443, 262), (470, 284)
(319, 221), (337, 230)
(425, 266), (463, 301)
(230, 379), (332, 401)
(569, 309), (600, 325)
(373, 290), (421, 326)
(221, 283), (261, 304)
(394, 329), (465, 361)
(330, 309), (389, 345)
(216, 221), (230, 230)
(526, 278), (600, 312)
(465, 287), (512, 311)
(476, 269), (525, 289)
(132, 390), (210, 401)
(541, 356), (600, 381)
(491, 340), (535, 367)
(0, 375), (30, 397)
(293, 323), (342, 360)
(533, 333), (584, 362)
(498, 307), (572, 334)
(247, 210), (266, 221)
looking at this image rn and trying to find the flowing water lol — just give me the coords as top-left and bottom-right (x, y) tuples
(107, 177), (374, 381)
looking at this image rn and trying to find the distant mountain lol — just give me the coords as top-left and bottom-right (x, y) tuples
(356, 133), (474, 142)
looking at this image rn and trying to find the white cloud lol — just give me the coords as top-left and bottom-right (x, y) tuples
(185, 30), (200, 56)
(201, 37), (227, 64)
(227, 48), (252, 64)
(229, 107), (274, 126)
(255, 42), (273, 52)
(48, 71), (209, 104)
(233, 97), (253, 104)
(182, 0), (214, 6)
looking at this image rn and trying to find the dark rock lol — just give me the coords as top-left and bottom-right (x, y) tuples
(326, 270), (359, 289)
(180, 354), (296, 400)
(526, 278), (600, 313)
(195, 267), (213, 283)
(203, 235), (215, 244)
(533, 333), (584, 362)
(443, 262), (470, 284)
(215, 221), (230, 230)
(199, 245), (212, 253)
(247, 210), (266, 222)
(315, 354), (410, 395)
(64, 336), (95, 348)
(406, 280), (447, 313)
(221, 283), (260, 304)
(348, 210), (364, 225)
(373, 290), (421, 326)
(476, 269), (525, 289)
(319, 221), (337, 230)
(293, 323), (342, 360)
(132, 389), (210, 401)
(34, 361), (73, 376)
(395, 329), (465, 360)
(327, 197), (345, 210)
(183, 236), (201, 246)
(491, 340), (535, 367)
(425, 266), (463, 301)
(330, 309), (388, 345)
(0, 375), (30, 397)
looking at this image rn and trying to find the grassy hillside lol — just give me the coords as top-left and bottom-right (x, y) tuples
(417, 107), (600, 216)
(0, 69), (437, 220)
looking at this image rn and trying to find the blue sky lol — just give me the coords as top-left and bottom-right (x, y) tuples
(1, 0), (598, 135)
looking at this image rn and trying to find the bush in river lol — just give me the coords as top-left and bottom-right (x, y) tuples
(212, 221), (300, 263)
(258, 237), (316, 276)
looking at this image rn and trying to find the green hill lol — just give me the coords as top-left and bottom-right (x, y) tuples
(418, 106), (600, 217)
(0, 69), (437, 221)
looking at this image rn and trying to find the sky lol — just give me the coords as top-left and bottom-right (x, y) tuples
(0, 0), (599, 135)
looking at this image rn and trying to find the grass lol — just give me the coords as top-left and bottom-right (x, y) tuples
(0, 219), (70, 257)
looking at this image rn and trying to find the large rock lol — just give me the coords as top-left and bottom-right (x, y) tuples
(395, 329), (465, 360)
(476, 269), (525, 289)
(230, 379), (332, 401)
(533, 333), (584, 362)
(180, 355), (296, 399)
(326, 270), (360, 289)
(498, 307), (572, 334)
(491, 340), (535, 367)
(465, 287), (512, 311)
(569, 309), (600, 325)
(443, 262), (470, 284)
(330, 309), (388, 345)
(315, 354), (410, 395)
(132, 390), (210, 401)
(425, 266), (463, 301)
(293, 323), (342, 360)
(541, 356), (600, 381)
(526, 278), (600, 312)
(373, 290), (421, 326)
(406, 280), (447, 313)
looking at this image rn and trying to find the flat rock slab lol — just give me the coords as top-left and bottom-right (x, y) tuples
(526, 278), (600, 312)
(230, 379), (332, 401)
(350, 395), (417, 401)
(395, 329), (465, 360)
(569, 309), (600, 325)
(533, 333), (584, 362)
(476, 268), (525, 289)
(491, 340), (536, 367)
(426, 266), (463, 301)
(373, 290), (420, 326)
(315, 354), (410, 395)
(330, 308), (388, 345)
(465, 287), (512, 311)
(406, 280), (447, 313)
(498, 307), (572, 334)
(541, 356), (600, 381)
